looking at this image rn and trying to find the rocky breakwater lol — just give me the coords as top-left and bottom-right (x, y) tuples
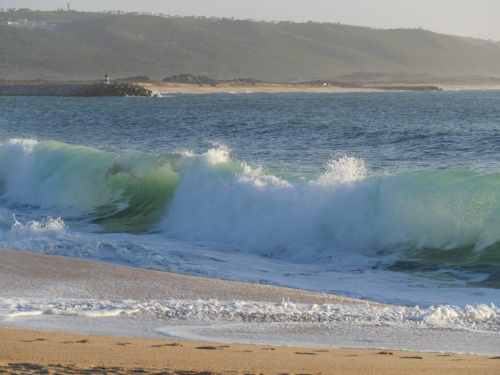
(0, 83), (153, 97)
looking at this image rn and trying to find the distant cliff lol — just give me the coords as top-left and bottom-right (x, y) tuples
(2, 11), (500, 81)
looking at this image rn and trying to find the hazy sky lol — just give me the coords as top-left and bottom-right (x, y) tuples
(3, 0), (500, 40)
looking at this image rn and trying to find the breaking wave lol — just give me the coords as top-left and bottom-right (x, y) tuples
(1, 139), (500, 279)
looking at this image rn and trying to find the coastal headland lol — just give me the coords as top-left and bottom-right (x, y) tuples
(0, 77), (443, 97)
(4, 74), (500, 96)
(130, 74), (500, 93)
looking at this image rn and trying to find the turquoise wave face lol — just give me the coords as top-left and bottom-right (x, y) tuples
(0, 139), (500, 287)
(0, 139), (182, 232)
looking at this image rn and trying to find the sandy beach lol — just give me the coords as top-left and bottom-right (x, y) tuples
(438, 83), (500, 91)
(141, 82), (379, 93)
(1, 327), (499, 375)
(0, 248), (499, 374)
(140, 82), (500, 93)
(0, 248), (366, 304)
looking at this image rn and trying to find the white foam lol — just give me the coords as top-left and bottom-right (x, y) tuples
(160, 145), (500, 261)
(1, 297), (498, 330)
(1, 296), (499, 354)
(4, 138), (39, 153)
(3, 214), (500, 308)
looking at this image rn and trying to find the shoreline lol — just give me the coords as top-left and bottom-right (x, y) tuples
(0, 248), (365, 304)
(3, 81), (500, 96)
(142, 82), (500, 94)
(1, 327), (499, 375)
(1, 248), (499, 373)
(144, 83), (380, 93)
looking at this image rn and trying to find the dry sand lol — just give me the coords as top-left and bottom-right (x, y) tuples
(140, 82), (500, 94)
(1, 327), (499, 375)
(0, 249), (498, 374)
(142, 82), (379, 93)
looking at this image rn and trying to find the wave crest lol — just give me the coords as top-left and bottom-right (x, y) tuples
(1, 139), (500, 271)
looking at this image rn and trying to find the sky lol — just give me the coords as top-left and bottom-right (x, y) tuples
(2, 0), (500, 41)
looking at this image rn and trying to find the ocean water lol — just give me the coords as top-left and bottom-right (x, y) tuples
(0, 91), (499, 351)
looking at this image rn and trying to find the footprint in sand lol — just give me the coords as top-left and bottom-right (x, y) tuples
(195, 346), (218, 350)
(401, 356), (423, 359)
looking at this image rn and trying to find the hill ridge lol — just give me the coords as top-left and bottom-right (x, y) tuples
(1, 11), (500, 80)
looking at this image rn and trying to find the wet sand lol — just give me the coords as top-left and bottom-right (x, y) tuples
(0, 248), (367, 304)
(1, 327), (499, 375)
(0, 249), (498, 374)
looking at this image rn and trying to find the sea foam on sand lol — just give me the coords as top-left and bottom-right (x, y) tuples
(0, 249), (498, 355)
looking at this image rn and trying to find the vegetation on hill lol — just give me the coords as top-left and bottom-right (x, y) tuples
(2, 11), (500, 80)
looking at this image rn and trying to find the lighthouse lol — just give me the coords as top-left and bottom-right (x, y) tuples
(104, 74), (110, 85)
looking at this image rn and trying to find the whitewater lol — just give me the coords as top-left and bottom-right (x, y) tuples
(0, 92), (499, 353)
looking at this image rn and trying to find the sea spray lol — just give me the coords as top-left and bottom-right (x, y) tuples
(162, 146), (500, 267)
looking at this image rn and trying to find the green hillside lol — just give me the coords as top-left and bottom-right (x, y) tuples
(2, 10), (500, 80)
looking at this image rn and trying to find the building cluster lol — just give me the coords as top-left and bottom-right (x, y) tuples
(1, 7), (291, 25)
(101, 10), (283, 24)
(0, 16), (56, 30)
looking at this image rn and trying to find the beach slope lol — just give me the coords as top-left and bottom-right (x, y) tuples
(0, 249), (499, 374)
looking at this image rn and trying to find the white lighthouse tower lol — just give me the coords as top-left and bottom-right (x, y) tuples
(104, 73), (110, 85)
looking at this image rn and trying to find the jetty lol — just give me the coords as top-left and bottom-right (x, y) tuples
(0, 82), (153, 97)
